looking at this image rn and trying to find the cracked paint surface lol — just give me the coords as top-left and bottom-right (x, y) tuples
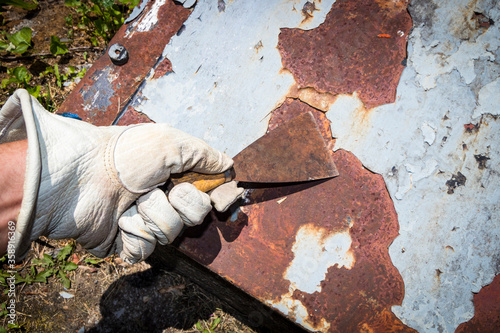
(456, 274), (500, 332)
(176, 104), (412, 332)
(283, 222), (355, 294)
(64, 0), (498, 331)
(138, 0), (337, 157)
(127, 0), (414, 330)
(278, 0), (411, 109)
(58, 0), (190, 125)
(268, 222), (355, 331)
(326, 0), (500, 331)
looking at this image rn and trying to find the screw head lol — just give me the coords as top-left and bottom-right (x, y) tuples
(108, 43), (129, 66)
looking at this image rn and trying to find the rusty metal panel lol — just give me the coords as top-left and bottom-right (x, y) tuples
(57, 0), (190, 125)
(326, 0), (500, 331)
(60, 0), (500, 332)
(278, 0), (412, 109)
(455, 274), (500, 333)
(176, 103), (414, 332)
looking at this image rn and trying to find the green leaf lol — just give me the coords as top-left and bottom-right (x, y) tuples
(33, 268), (53, 283)
(49, 35), (69, 56)
(97, 0), (114, 9)
(0, 40), (12, 51)
(0, 326), (7, 333)
(84, 257), (104, 265)
(91, 4), (103, 16)
(1, 77), (16, 88)
(94, 19), (107, 35)
(7, 27), (32, 46)
(14, 272), (26, 285)
(54, 63), (60, 79)
(12, 66), (29, 82)
(64, 14), (73, 26)
(7, 322), (21, 329)
(32, 253), (55, 267)
(77, 67), (87, 78)
(17, 272), (33, 285)
(0, 0), (38, 10)
(64, 0), (81, 7)
(195, 321), (203, 331)
(27, 84), (41, 98)
(11, 42), (29, 54)
(56, 243), (74, 262)
(42, 65), (54, 75)
(63, 262), (78, 271)
(90, 36), (98, 47)
(211, 317), (221, 329)
(118, 0), (139, 7)
(58, 270), (71, 289)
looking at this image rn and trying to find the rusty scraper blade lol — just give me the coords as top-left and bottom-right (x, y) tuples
(233, 112), (339, 183)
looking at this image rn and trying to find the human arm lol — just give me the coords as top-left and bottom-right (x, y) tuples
(0, 139), (27, 255)
(0, 89), (243, 263)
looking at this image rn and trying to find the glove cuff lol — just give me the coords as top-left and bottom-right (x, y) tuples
(0, 89), (42, 261)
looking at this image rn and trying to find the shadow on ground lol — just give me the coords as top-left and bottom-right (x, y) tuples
(87, 266), (221, 333)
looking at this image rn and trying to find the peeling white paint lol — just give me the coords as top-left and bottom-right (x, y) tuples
(268, 222), (354, 332)
(269, 294), (331, 332)
(138, 0), (337, 157)
(327, 0), (500, 332)
(473, 77), (500, 118)
(131, 0), (498, 332)
(421, 122), (436, 146)
(285, 223), (354, 294)
(125, 0), (166, 37)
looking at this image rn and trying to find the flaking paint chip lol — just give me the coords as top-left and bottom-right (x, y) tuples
(277, 197), (287, 204)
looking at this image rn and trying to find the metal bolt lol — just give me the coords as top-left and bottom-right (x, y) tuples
(108, 43), (129, 66)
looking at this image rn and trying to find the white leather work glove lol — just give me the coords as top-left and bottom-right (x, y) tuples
(0, 89), (243, 264)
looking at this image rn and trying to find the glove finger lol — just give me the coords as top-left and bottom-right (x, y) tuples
(168, 128), (233, 175)
(117, 206), (157, 264)
(114, 124), (233, 193)
(137, 188), (184, 245)
(209, 181), (244, 212)
(168, 183), (212, 227)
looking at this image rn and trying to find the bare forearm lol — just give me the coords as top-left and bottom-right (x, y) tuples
(0, 139), (27, 255)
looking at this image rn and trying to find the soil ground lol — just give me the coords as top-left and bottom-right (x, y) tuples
(0, 2), (256, 332)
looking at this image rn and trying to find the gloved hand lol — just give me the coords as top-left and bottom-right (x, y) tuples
(0, 89), (243, 264)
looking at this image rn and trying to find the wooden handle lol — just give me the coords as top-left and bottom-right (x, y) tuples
(170, 169), (235, 192)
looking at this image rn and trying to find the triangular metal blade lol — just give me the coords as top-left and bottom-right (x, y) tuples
(233, 112), (339, 183)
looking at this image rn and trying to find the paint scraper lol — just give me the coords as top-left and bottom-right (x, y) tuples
(170, 112), (339, 191)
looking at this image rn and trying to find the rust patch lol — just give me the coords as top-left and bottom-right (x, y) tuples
(455, 274), (500, 333)
(360, 309), (417, 333)
(175, 101), (412, 332)
(446, 172), (467, 194)
(278, 0), (412, 109)
(57, 0), (190, 126)
(300, 1), (318, 26)
(474, 154), (490, 170)
(152, 57), (173, 80)
(464, 122), (480, 133)
(287, 82), (338, 112)
(114, 106), (154, 126)
(268, 98), (334, 147)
